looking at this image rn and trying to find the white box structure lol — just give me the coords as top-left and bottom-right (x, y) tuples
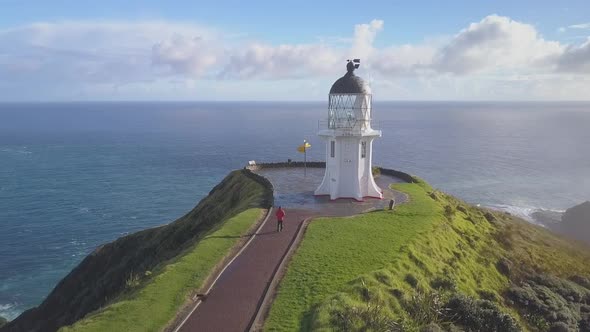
(315, 60), (383, 201)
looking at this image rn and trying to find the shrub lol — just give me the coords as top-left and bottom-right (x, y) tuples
(494, 226), (515, 249)
(570, 275), (590, 290)
(374, 271), (392, 286)
(405, 274), (419, 288)
(549, 321), (570, 332)
(507, 279), (581, 329)
(484, 212), (497, 223)
(429, 192), (439, 201)
(390, 288), (404, 299)
(403, 291), (444, 326)
(329, 299), (400, 332)
(125, 272), (140, 288)
(522, 313), (550, 331)
(430, 276), (457, 291)
(443, 294), (520, 332)
(356, 278), (373, 302)
(444, 205), (455, 221)
(0, 316), (7, 327)
(531, 274), (589, 303)
(496, 258), (512, 277)
(477, 289), (498, 302)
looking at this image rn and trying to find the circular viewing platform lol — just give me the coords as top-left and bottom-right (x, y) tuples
(248, 162), (410, 217)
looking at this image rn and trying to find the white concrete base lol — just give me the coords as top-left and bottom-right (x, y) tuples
(315, 131), (382, 201)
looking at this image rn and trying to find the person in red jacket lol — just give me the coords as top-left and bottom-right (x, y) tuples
(276, 206), (285, 232)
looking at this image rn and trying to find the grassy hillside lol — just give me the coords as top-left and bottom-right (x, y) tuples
(61, 208), (263, 332)
(3, 169), (272, 332)
(264, 180), (439, 331)
(265, 177), (590, 331)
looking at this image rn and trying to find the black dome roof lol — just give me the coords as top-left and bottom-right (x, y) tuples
(329, 72), (370, 94)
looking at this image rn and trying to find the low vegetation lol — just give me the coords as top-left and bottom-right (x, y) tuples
(265, 177), (590, 331)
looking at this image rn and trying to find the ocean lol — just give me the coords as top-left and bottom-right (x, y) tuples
(1, 101), (589, 319)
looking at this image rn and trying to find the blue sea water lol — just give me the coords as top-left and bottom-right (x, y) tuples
(1, 101), (589, 319)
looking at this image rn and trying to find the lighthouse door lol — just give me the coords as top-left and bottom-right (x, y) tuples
(340, 139), (356, 196)
(343, 141), (354, 167)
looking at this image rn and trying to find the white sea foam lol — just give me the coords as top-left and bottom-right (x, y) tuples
(0, 147), (32, 155)
(0, 303), (12, 310)
(484, 203), (565, 227)
(0, 302), (19, 320)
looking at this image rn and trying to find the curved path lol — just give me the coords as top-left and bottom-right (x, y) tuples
(175, 170), (406, 332)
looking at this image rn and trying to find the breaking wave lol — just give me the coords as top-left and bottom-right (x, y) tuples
(484, 203), (565, 227)
(0, 302), (19, 321)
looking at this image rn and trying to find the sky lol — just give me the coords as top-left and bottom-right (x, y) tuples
(0, 0), (589, 101)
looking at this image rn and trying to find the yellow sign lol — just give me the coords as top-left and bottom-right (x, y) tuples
(297, 142), (311, 153)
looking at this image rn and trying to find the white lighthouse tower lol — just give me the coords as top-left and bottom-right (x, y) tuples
(315, 59), (382, 201)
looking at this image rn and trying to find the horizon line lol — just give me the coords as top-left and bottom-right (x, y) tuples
(2, 99), (590, 103)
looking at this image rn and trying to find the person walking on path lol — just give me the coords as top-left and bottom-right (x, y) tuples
(276, 207), (285, 232)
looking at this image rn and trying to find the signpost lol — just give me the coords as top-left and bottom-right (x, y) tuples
(297, 140), (311, 176)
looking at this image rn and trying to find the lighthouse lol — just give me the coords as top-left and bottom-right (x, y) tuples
(315, 59), (383, 201)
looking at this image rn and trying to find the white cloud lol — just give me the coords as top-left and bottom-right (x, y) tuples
(172, 20), (385, 80)
(557, 38), (590, 73)
(372, 44), (436, 76)
(568, 23), (590, 29)
(431, 15), (563, 74)
(151, 36), (220, 77)
(0, 16), (589, 100)
(351, 19), (384, 61)
(0, 20), (217, 85)
(219, 43), (341, 79)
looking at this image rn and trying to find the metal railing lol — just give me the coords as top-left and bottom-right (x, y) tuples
(318, 119), (380, 129)
(317, 119), (380, 135)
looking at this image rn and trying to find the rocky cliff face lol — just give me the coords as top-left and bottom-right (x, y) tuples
(559, 201), (590, 245)
(1, 169), (273, 332)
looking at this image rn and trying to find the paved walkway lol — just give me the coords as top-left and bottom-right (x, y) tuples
(178, 208), (316, 332)
(177, 170), (406, 332)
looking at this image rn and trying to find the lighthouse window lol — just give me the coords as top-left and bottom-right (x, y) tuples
(361, 141), (367, 158)
(330, 141), (335, 158)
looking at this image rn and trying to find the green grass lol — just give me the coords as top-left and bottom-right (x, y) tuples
(307, 194), (511, 330)
(265, 178), (590, 331)
(61, 208), (263, 332)
(264, 180), (442, 331)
